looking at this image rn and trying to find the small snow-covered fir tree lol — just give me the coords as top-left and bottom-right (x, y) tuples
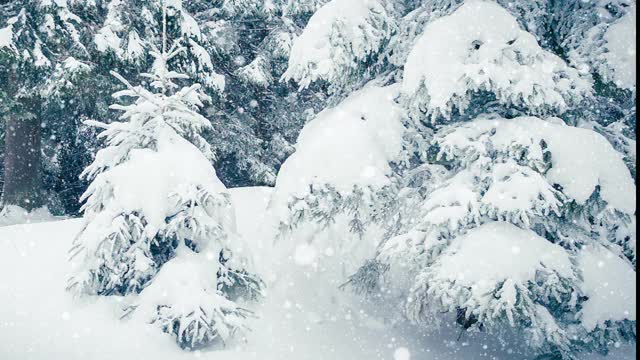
(68, 9), (261, 348)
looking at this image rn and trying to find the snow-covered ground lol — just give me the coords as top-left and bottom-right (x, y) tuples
(0, 187), (635, 360)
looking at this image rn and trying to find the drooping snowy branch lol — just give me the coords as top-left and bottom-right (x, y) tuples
(401, 1), (592, 122)
(282, 0), (396, 90)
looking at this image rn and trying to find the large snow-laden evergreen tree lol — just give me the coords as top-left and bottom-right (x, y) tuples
(370, 2), (635, 359)
(373, 115), (636, 357)
(280, 0), (636, 359)
(68, 17), (262, 348)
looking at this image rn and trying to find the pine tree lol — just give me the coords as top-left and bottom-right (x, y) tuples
(68, 10), (262, 348)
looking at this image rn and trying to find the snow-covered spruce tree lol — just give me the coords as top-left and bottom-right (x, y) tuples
(272, 0), (411, 260)
(278, 0), (636, 358)
(68, 20), (262, 348)
(339, 2), (636, 359)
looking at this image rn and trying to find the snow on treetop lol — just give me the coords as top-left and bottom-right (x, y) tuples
(61, 56), (91, 72)
(82, 125), (229, 230)
(578, 244), (636, 331)
(432, 222), (574, 286)
(436, 116), (636, 213)
(237, 56), (273, 88)
(282, 0), (394, 89)
(402, 0), (591, 121)
(272, 84), (405, 207)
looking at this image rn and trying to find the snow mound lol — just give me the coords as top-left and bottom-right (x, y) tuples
(436, 116), (636, 213)
(402, 0), (590, 120)
(433, 222), (574, 286)
(578, 244), (636, 331)
(0, 196), (636, 359)
(0, 205), (56, 227)
(283, 0), (394, 89)
(272, 84), (405, 209)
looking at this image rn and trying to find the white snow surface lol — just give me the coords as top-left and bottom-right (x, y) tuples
(0, 188), (636, 360)
(0, 206), (57, 227)
(402, 0), (590, 119)
(437, 116), (636, 213)
(578, 244), (637, 331)
(272, 84), (405, 211)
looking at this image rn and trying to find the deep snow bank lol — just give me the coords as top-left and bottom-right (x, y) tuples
(0, 187), (636, 360)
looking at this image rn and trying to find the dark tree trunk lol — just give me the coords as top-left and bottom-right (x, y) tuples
(1, 113), (44, 211)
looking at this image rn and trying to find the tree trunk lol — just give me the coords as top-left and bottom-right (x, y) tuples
(1, 114), (44, 211)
